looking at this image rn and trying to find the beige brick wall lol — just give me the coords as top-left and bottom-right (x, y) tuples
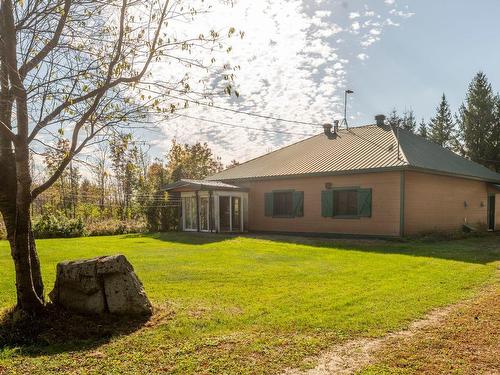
(403, 171), (492, 234)
(238, 171), (402, 236)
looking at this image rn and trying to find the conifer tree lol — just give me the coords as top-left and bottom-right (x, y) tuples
(456, 72), (500, 171)
(401, 109), (417, 133)
(428, 94), (455, 148)
(418, 118), (428, 138)
(387, 109), (402, 128)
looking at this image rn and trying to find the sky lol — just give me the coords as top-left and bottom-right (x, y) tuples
(146, 0), (500, 165)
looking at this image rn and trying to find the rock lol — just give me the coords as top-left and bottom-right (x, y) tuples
(49, 254), (152, 316)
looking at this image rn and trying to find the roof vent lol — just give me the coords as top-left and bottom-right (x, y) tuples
(375, 114), (386, 126)
(323, 123), (334, 138)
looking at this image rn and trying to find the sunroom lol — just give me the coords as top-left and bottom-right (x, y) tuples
(164, 179), (248, 233)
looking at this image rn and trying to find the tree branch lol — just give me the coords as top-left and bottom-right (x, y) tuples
(18, 0), (71, 81)
(28, 0), (169, 143)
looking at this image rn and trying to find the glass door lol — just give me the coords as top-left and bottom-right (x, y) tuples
(199, 197), (209, 231)
(219, 196), (231, 231)
(231, 197), (241, 231)
(184, 196), (197, 230)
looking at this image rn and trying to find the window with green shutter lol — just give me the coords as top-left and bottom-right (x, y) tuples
(265, 190), (304, 217)
(322, 187), (372, 218)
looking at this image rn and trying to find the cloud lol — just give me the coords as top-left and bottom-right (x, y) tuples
(147, 0), (415, 164)
(389, 8), (415, 18)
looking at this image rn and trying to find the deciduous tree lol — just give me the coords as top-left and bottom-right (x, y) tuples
(0, 0), (239, 313)
(165, 139), (224, 181)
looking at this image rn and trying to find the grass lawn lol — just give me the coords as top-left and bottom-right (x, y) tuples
(0, 233), (498, 374)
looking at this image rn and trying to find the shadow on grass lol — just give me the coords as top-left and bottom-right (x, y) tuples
(132, 231), (235, 245)
(247, 232), (500, 265)
(0, 304), (160, 357)
(118, 231), (500, 264)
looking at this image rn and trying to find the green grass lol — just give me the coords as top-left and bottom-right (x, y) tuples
(0, 233), (498, 374)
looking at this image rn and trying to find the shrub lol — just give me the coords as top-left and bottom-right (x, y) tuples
(86, 219), (147, 237)
(33, 214), (87, 239)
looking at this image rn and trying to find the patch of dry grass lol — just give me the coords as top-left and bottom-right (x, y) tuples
(361, 276), (500, 374)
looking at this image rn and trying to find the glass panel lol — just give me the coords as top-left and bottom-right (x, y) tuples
(219, 196), (230, 231)
(232, 197), (241, 230)
(273, 191), (293, 216)
(184, 197), (197, 230)
(333, 190), (358, 216)
(200, 197), (209, 231)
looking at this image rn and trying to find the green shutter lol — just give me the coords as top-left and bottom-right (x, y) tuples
(264, 192), (273, 216)
(357, 188), (372, 217)
(321, 190), (334, 217)
(293, 191), (304, 217)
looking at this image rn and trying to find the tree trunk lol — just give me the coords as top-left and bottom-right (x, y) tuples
(10, 143), (45, 312)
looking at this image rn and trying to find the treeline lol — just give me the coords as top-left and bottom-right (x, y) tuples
(387, 72), (500, 172)
(1, 136), (229, 239)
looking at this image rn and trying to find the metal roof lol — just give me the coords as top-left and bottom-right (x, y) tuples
(396, 128), (500, 182)
(163, 179), (246, 191)
(206, 124), (500, 183)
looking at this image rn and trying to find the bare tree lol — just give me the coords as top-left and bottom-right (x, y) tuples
(91, 142), (110, 213)
(0, 0), (239, 313)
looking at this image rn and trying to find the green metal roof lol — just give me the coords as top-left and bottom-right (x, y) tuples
(206, 124), (500, 183)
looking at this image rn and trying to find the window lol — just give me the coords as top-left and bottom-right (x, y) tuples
(265, 190), (304, 218)
(273, 191), (293, 217)
(333, 189), (358, 216)
(321, 188), (372, 218)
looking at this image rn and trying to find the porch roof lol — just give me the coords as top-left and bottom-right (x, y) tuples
(163, 179), (247, 192)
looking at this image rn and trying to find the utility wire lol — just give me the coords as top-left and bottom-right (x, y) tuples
(163, 93), (325, 127)
(178, 114), (317, 137)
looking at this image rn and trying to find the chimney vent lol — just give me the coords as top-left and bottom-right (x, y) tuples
(323, 123), (333, 137)
(375, 114), (386, 126)
(333, 120), (339, 133)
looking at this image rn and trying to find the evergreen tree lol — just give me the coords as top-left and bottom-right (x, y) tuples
(428, 94), (455, 148)
(456, 72), (500, 171)
(387, 108), (402, 128)
(418, 118), (428, 138)
(401, 109), (417, 133)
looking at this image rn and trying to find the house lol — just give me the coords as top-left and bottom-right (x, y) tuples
(164, 115), (500, 237)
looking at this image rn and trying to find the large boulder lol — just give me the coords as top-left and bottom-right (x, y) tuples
(49, 255), (152, 316)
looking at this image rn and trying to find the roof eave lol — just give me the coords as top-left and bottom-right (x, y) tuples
(211, 165), (500, 184)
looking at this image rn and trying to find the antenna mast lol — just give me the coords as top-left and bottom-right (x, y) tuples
(341, 89), (354, 129)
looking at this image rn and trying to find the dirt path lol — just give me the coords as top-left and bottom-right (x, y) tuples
(284, 304), (454, 375)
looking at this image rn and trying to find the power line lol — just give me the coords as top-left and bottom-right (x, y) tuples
(178, 114), (316, 137)
(160, 92), (325, 127)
